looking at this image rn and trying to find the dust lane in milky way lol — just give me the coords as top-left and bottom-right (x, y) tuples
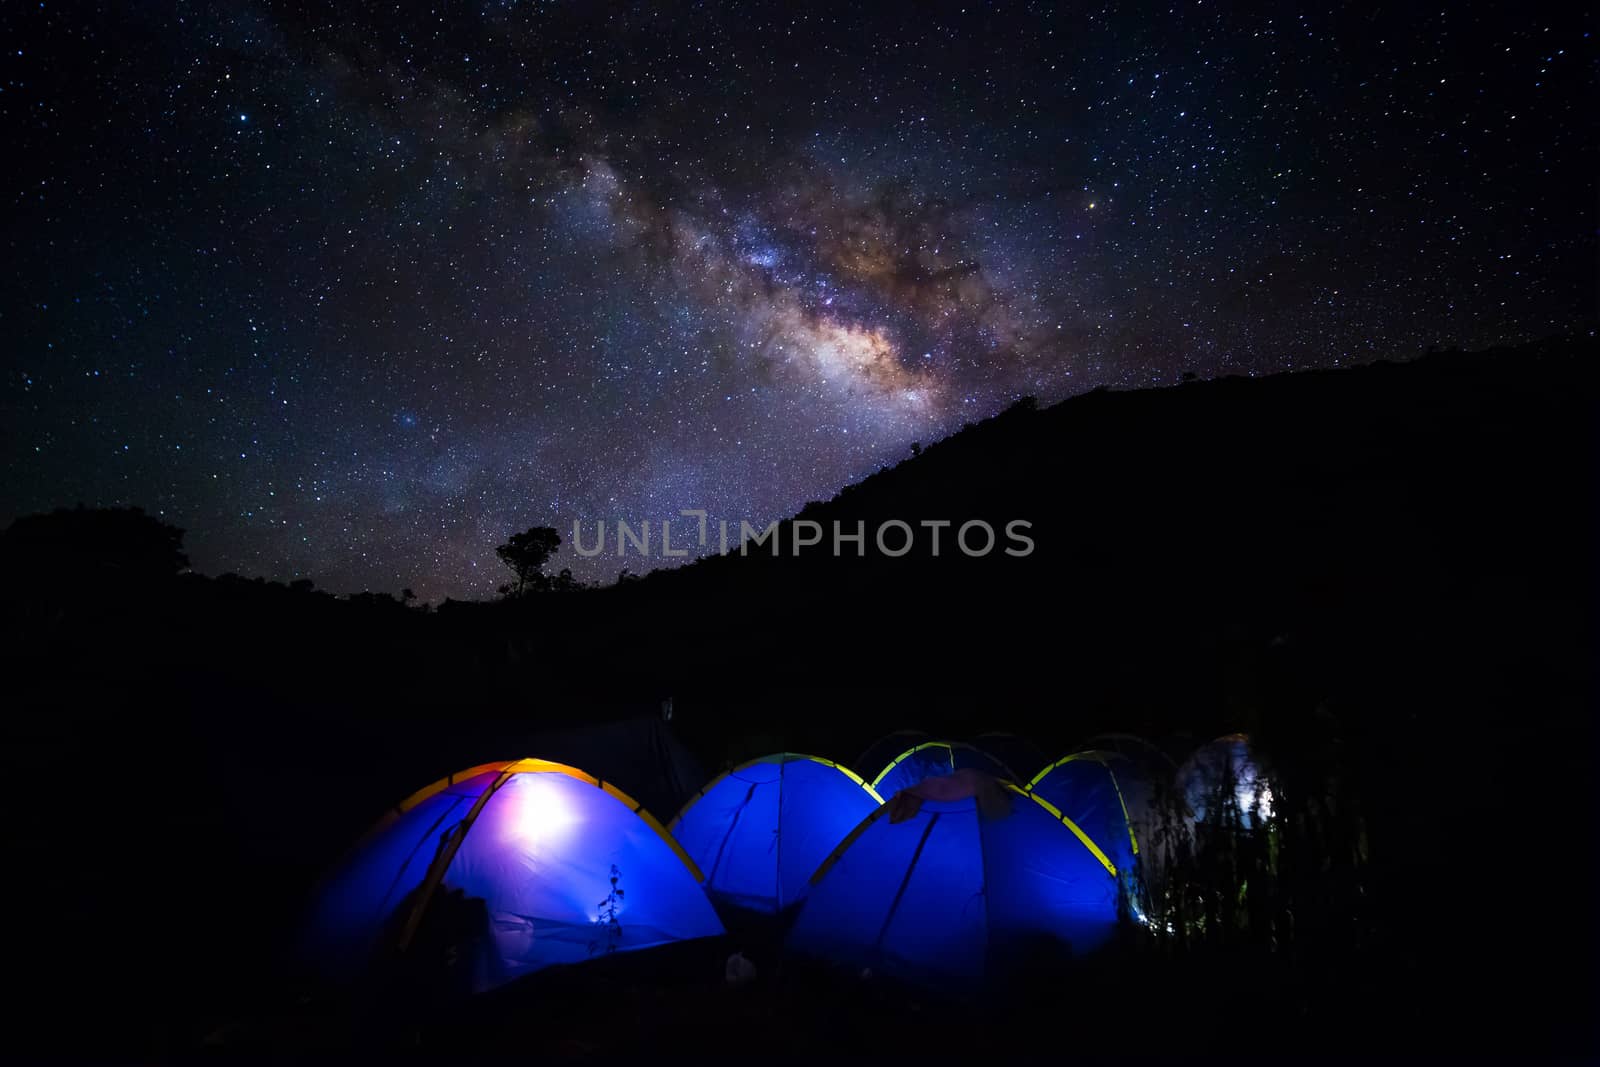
(3, 3), (1590, 598)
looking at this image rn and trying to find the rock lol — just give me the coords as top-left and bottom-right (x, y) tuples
(725, 951), (757, 986)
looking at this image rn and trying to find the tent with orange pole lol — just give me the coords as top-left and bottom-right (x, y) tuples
(302, 760), (723, 994)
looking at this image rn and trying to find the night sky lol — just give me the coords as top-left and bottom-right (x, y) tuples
(4, 2), (1591, 599)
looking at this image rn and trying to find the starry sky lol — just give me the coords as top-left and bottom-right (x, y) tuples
(3, 2), (1592, 599)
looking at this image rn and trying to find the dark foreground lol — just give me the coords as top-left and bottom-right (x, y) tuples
(199, 938), (1436, 1062)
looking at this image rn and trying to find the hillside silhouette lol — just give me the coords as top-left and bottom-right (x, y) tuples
(4, 333), (1595, 1057)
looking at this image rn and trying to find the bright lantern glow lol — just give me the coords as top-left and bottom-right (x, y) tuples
(497, 774), (581, 850)
(1239, 778), (1274, 819)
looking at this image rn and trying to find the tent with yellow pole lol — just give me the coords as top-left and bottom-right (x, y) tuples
(302, 759), (724, 994)
(868, 739), (1016, 800)
(787, 772), (1120, 986)
(1026, 750), (1150, 896)
(668, 753), (883, 915)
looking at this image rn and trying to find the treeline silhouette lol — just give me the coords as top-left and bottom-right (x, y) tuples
(3, 333), (1595, 1058)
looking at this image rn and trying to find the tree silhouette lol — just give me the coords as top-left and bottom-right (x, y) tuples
(495, 526), (561, 596)
(0, 505), (188, 592)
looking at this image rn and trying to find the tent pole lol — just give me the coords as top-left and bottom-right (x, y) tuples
(872, 813), (940, 954)
(393, 766), (516, 955)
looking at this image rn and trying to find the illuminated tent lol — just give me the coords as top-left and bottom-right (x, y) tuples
(1027, 751), (1150, 897)
(516, 714), (705, 824)
(303, 759), (724, 993)
(788, 778), (1120, 987)
(1176, 733), (1275, 830)
(870, 740), (1016, 800)
(668, 753), (883, 914)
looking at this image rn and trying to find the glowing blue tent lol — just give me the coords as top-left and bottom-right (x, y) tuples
(304, 759), (724, 993)
(1026, 751), (1148, 889)
(668, 753), (883, 914)
(869, 740), (1015, 800)
(788, 780), (1120, 986)
(1177, 733), (1274, 830)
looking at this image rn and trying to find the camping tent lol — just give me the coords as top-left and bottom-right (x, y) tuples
(512, 714), (706, 825)
(969, 732), (1050, 783)
(1027, 751), (1150, 895)
(1176, 733), (1274, 830)
(304, 759), (723, 993)
(788, 778), (1119, 986)
(870, 740), (1016, 799)
(668, 753), (883, 914)
(398, 713), (705, 846)
(1068, 735), (1184, 777)
(1076, 732), (1181, 775)
(853, 729), (930, 783)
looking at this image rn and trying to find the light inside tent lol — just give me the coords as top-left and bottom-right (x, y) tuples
(1182, 737), (1276, 829)
(496, 772), (581, 850)
(1237, 772), (1274, 819)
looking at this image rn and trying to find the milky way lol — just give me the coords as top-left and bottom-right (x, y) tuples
(3, 3), (1591, 598)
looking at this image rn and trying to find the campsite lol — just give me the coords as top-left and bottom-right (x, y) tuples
(5, 336), (1594, 1060)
